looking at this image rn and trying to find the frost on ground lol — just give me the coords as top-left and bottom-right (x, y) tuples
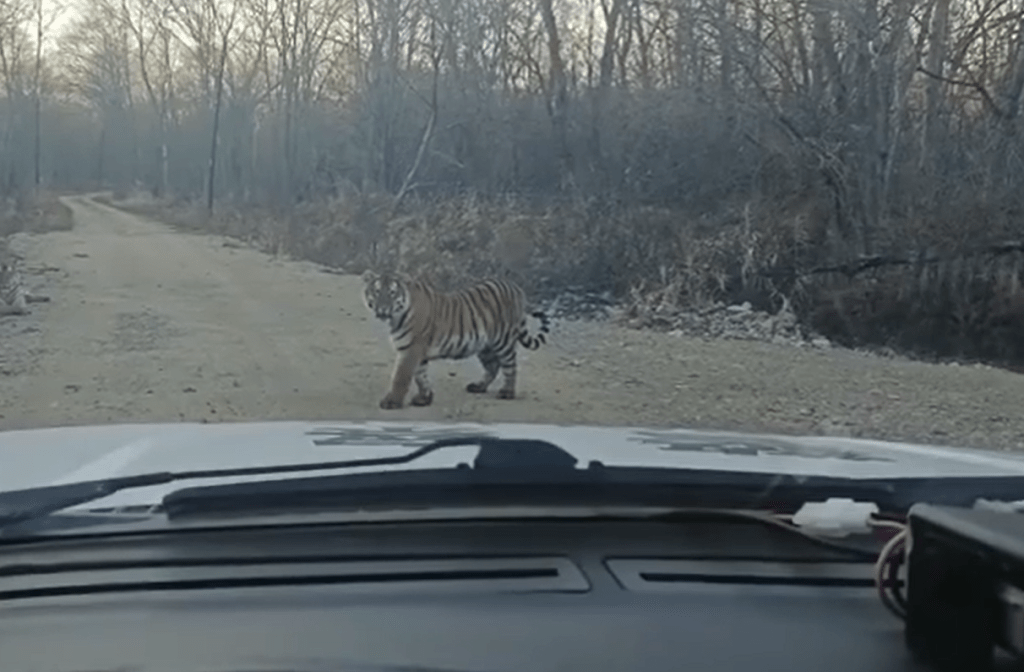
(2, 194), (1024, 454)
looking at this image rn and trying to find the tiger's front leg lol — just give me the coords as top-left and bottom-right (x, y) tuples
(380, 348), (423, 409)
(410, 359), (434, 406)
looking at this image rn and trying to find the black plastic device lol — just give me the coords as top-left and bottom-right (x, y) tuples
(905, 503), (1024, 672)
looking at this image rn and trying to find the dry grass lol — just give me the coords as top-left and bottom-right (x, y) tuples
(107, 191), (773, 304)
(0, 189), (75, 237)
(104, 188), (1024, 367)
(26, 191), (75, 233)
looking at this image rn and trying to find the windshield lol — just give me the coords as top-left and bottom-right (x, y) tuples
(1, 0), (1023, 485)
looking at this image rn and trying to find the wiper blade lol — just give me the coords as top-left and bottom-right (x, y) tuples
(163, 462), (1024, 521)
(0, 436), (573, 532)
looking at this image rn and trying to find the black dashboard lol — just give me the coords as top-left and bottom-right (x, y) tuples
(0, 515), (946, 672)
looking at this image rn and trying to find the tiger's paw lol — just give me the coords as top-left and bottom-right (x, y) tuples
(379, 395), (404, 410)
(497, 389), (515, 400)
(466, 382), (489, 394)
(410, 392), (434, 407)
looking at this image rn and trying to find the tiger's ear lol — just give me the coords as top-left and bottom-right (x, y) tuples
(361, 269), (378, 284)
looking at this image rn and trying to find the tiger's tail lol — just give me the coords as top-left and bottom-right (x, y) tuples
(518, 311), (551, 350)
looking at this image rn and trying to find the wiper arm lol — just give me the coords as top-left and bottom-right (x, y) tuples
(0, 436), (574, 532)
(0, 472), (175, 533)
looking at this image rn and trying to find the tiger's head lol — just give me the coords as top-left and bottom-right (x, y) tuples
(361, 270), (411, 322)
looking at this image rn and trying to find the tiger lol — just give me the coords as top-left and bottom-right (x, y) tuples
(361, 269), (551, 409)
(0, 256), (49, 316)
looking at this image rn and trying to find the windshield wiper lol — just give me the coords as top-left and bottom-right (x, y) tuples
(161, 462), (1024, 521)
(4, 435), (1024, 535)
(0, 436), (571, 532)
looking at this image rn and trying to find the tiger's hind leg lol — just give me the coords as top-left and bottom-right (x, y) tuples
(410, 359), (434, 406)
(496, 348), (518, 400)
(467, 348), (500, 394)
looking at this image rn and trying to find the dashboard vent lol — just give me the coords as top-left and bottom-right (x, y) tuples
(605, 558), (875, 592)
(0, 556), (590, 601)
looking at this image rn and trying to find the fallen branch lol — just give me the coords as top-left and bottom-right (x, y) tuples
(760, 241), (1024, 280)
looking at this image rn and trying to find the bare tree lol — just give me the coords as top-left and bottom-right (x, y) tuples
(169, 0), (243, 212)
(0, 0), (30, 197)
(538, 0), (571, 183)
(61, 0), (136, 189)
(32, 0), (62, 192)
(12, 0), (1023, 282)
(120, 0), (178, 196)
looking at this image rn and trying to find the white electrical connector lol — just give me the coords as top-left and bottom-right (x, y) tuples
(792, 498), (880, 537)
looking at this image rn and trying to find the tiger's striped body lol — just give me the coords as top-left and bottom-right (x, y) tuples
(0, 257), (50, 316)
(361, 270), (550, 409)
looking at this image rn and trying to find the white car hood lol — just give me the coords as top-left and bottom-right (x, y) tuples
(3, 420), (1024, 512)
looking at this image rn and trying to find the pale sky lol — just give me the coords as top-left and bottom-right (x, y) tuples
(45, 0), (80, 44)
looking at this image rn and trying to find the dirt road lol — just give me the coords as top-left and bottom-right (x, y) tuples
(3, 194), (1024, 452)
(1, 195), (627, 429)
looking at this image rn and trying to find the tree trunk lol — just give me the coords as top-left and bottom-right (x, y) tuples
(207, 34), (230, 214)
(538, 0), (573, 186)
(921, 0), (950, 170)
